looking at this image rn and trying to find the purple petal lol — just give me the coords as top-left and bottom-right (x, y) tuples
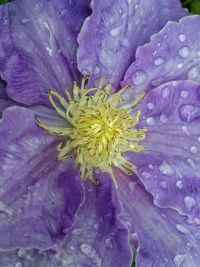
(78, 0), (187, 87)
(127, 80), (200, 220)
(0, 79), (15, 118)
(117, 171), (200, 267)
(0, 0), (91, 106)
(0, 176), (132, 267)
(59, 176), (132, 267)
(0, 106), (84, 250)
(123, 15), (200, 95)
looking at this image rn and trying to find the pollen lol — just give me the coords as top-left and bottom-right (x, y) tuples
(36, 76), (147, 187)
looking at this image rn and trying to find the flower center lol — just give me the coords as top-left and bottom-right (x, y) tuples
(36, 76), (147, 186)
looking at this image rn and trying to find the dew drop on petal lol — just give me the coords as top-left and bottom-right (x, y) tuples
(190, 146), (198, 154)
(176, 180), (183, 190)
(105, 238), (113, 249)
(178, 46), (190, 58)
(132, 70), (147, 85)
(162, 87), (170, 99)
(177, 63), (183, 69)
(159, 161), (175, 176)
(128, 181), (136, 192)
(184, 196), (196, 210)
(187, 67), (199, 80)
(180, 90), (188, 99)
(147, 102), (155, 110)
(176, 224), (190, 234)
(80, 244), (102, 266)
(160, 114), (168, 123)
(93, 223), (99, 230)
(146, 117), (155, 126)
(153, 57), (164, 66)
(21, 18), (30, 24)
(142, 172), (151, 179)
(178, 34), (186, 42)
(158, 181), (167, 189)
(109, 26), (121, 37)
(174, 254), (188, 266)
(15, 263), (23, 267)
(187, 158), (196, 167)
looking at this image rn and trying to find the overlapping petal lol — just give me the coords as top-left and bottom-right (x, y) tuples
(0, 79), (14, 117)
(59, 176), (132, 267)
(0, 106), (84, 250)
(0, 177), (132, 267)
(125, 80), (200, 221)
(0, 0), (91, 106)
(123, 15), (200, 97)
(117, 171), (200, 267)
(78, 0), (187, 87)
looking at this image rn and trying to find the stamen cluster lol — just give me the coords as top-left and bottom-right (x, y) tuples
(37, 76), (147, 186)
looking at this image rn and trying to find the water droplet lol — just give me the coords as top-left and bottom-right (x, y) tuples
(105, 238), (113, 249)
(182, 125), (190, 136)
(187, 66), (199, 80)
(80, 244), (102, 266)
(158, 181), (167, 189)
(190, 146), (198, 154)
(142, 172), (151, 179)
(174, 254), (187, 266)
(177, 63), (183, 69)
(94, 66), (100, 75)
(162, 87), (170, 99)
(93, 223), (99, 230)
(194, 217), (200, 224)
(180, 104), (200, 123)
(160, 114), (168, 123)
(159, 161), (175, 176)
(132, 70), (147, 85)
(180, 90), (188, 99)
(135, 4), (138, 10)
(184, 196), (196, 210)
(0, 201), (13, 218)
(176, 180), (183, 190)
(176, 224), (190, 234)
(15, 263), (23, 267)
(146, 117), (155, 126)
(109, 26), (121, 37)
(128, 181), (136, 192)
(178, 34), (186, 42)
(72, 228), (82, 236)
(148, 164), (154, 170)
(187, 158), (196, 167)
(197, 51), (200, 57)
(147, 102), (155, 110)
(153, 57), (164, 66)
(178, 46), (189, 58)
(21, 18), (30, 24)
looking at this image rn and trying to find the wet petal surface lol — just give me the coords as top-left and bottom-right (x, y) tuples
(117, 172), (200, 267)
(78, 0), (187, 87)
(0, 106), (83, 249)
(127, 80), (200, 221)
(0, 176), (132, 267)
(0, 0), (91, 106)
(123, 15), (200, 96)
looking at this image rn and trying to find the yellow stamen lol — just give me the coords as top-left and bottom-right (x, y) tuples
(36, 76), (147, 187)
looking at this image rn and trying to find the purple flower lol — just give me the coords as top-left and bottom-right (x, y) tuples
(1, 0), (199, 266)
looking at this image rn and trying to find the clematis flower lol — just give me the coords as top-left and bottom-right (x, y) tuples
(1, 0), (200, 267)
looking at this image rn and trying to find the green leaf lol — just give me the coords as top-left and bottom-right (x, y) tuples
(0, 0), (13, 4)
(190, 0), (200, 13)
